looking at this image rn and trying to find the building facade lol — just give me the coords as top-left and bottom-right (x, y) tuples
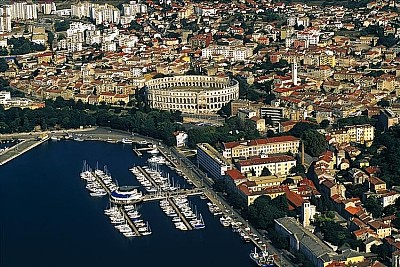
(222, 136), (300, 159)
(197, 143), (232, 180)
(236, 154), (296, 177)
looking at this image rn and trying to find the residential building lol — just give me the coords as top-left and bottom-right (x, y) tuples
(201, 45), (253, 62)
(327, 124), (374, 146)
(235, 154), (296, 177)
(222, 136), (300, 159)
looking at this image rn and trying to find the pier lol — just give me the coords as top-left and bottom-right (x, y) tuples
(0, 137), (49, 166)
(167, 197), (193, 230)
(132, 148), (142, 157)
(119, 207), (141, 236)
(142, 188), (203, 202)
(91, 171), (111, 195)
(135, 166), (158, 187)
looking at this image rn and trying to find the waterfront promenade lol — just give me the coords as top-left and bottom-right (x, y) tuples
(0, 138), (49, 166)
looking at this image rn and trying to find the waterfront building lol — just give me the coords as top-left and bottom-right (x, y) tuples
(222, 136), (300, 159)
(146, 75), (239, 115)
(197, 143), (232, 180)
(235, 154), (296, 177)
(173, 131), (188, 147)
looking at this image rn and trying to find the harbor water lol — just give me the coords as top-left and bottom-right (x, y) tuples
(0, 140), (254, 267)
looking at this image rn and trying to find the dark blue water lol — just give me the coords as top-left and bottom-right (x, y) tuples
(0, 141), (253, 267)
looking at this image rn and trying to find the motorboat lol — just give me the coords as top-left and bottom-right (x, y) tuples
(121, 138), (133, 144)
(249, 247), (275, 267)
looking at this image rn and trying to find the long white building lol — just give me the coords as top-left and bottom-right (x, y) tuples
(222, 136), (300, 159)
(201, 45), (253, 62)
(236, 154), (296, 177)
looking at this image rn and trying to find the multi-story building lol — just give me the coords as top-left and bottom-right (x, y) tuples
(8, 2), (37, 20)
(235, 154), (296, 177)
(260, 105), (285, 123)
(222, 136), (300, 159)
(197, 143), (232, 180)
(327, 124), (374, 146)
(0, 5), (11, 32)
(201, 45), (253, 62)
(122, 1), (147, 16)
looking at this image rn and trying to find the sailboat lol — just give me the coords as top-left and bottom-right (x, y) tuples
(249, 246), (274, 267)
(141, 222), (152, 236)
(193, 213), (205, 229)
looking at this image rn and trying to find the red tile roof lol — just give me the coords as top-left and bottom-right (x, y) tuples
(225, 169), (246, 181)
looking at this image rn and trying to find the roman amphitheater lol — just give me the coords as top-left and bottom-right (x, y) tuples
(145, 75), (239, 114)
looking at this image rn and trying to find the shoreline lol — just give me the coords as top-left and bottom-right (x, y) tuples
(0, 137), (49, 166)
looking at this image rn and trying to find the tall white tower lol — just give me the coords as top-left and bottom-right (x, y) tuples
(292, 59), (298, 86)
(301, 201), (316, 227)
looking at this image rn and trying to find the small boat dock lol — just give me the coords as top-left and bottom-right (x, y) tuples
(119, 207), (141, 236)
(135, 166), (158, 188)
(167, 197), (193, 230)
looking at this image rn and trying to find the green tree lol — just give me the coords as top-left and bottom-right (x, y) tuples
(377, 99), (390, 108)
(261, 166), (272, 176)
(55, 20), (70, 32)
(364, 196), (383, 218)
(301, 130), (327, 157)
(0, 58), (8, 72)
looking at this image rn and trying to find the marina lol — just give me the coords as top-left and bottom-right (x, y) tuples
(1, 137), (280, 267)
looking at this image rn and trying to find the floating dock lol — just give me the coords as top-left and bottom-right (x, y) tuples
(132, 148), (142, 157)
(167, 197), (193, 230)
(135, 166), (159, 188)
(119, 207), (141, 236)
(91, 171), (111, 195)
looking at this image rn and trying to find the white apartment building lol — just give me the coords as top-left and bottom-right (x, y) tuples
(123, 1), (147, 16)
(71, 2), (92, 18)
(0, 91), (11, 105)
(222, 136), (300, 159)
(236, 154), (296, 177)
(65, 22), (96, 52)
(296, 29), (320, 45)
(38, 2), (56, 15)
(101, 41), (117, 52)
(93, 6), (120, 25)
(0, 5), (11, 32)
(202, 45), (253, 62)
(118, 35), (138, 48)
(197, 143), (232, 180)
(8, 2), (37, 20)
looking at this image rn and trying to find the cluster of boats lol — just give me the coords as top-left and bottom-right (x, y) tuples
(249, 247), (275, 267)
(104, 204), (151, 237)
(130, 166), (180, 193)
(80, 164), (112, 197)
(160, 196), (205, 231)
